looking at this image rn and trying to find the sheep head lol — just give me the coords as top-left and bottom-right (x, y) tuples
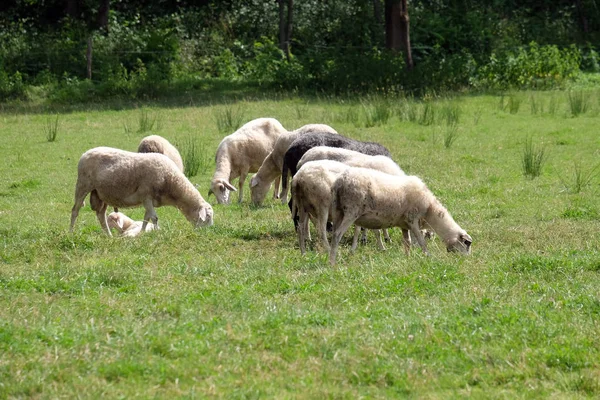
(107, 212), (126, 232)
(250, 175), (270, 206)
(208, 179), (237, 204)
(445, 231), (472, 254)
(186, 204), (214, 228)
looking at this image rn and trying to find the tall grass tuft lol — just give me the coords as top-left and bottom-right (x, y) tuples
(559, 161), (599, 193)
(214, 103), (246, 134)
(567, 91), (590, 117)
(138, 109), (160, 133)
(546, 93), (559, 116)
(507, 93), (522, 114)
(418, 102), (436, 126)
(397, 100), (419, 123)
(44, 114), (60, 142)
(335, 106), (360, 127)
(529, 94), (543, 115)
(294, 102), (309, 119)
(522, 136), (547, 179)
(440, 103), (461, 126)
(179, 136), (211, 178)
(362, 100), (392, 127)
(443, 124), (459, 149)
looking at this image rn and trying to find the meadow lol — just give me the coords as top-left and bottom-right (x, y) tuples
(1, 90), (599, 398)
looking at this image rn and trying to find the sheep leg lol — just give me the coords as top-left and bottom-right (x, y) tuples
(409, 221), (429, 256)
(329, 214), (356, 266)
(273, 176), (281, 199)
(374, 230), (386, 250)
(94, 201), (112, 237)
(351, 225), (360, 251)
(383, 229), (391, 243)
(360, 228), (367, 245)
(402, 229), (411, 255)
(142, 199), (159, 232)
(316, 209), (330, 252)
(69, 188), (89, 232)
(298, 208), (309, 255)
(237, 171), (248, 203)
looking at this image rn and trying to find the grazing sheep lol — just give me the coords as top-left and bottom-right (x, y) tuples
(107, 211), (156, 237)
(250, 124), (338, 206)
(138, 134), (184, 172)
(329, 168), (472, 265)
(70, 147), (213, 236)
(210, 118), (287, 204)
(280, 131), (392, 204)
(296, 146), (405, 244)
(291, 160), (349, 254)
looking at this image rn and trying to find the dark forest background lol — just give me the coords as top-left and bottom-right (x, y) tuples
(1, 0), (599, 101)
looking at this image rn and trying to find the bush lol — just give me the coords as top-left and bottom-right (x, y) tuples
(0, 70), (27, 101)
(474, 42), (581, 89)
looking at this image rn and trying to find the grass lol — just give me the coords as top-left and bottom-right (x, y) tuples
(1, 91), (599, 398)
(44, 113), (60, 142)
(137, 108), (161, 133)
(214, 103), (246, 134)
(179, 136), (211, 178)
(522, 136), (547, 178)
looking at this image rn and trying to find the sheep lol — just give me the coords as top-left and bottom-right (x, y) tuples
(328, 168), (472, 265)
(107, 211), (156, 237)
(70, 147), (213, 236)
(250, 124), (338, 206)
(296, 146), (405, 244)
(280, 131), (392, 204)
(210, 118), (287, 204)
(291, 160), (349, 254)
(138, 134), (184, 173)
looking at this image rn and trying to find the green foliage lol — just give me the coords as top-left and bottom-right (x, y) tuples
(0, 70), (27, 101)
(137, 109), (160, 133)
(475, 43), (582, 89)
(559, 161), (599, 194)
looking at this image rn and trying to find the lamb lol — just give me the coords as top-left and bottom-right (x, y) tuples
(210, 118), (287, 204)
(280, 131), (392, 204)
(138, 134), (184, 173)
(107, 211), (156, 237)
(328, 168), (472, 265)
(250, 124), (338, 206)
(70, 147), (213, 236)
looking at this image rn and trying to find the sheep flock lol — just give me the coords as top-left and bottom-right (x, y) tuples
(70, 118), (472, 265)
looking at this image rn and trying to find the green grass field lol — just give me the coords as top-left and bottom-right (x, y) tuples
(1, 90), (599, 398)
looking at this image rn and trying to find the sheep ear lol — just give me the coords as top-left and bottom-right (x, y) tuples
(461, 233), (473, 246)
(223, 181), (237, 192)
(198, 207), (207, 222)
(116, 215), (124, 229)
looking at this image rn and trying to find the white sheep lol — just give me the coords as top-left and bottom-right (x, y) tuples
(70, 147), (213, 236)
(210, 118), (287, 204)
(329, 168), (472, 265)
(291, 160), (349, 254)
(250, 124), (338, 205)
(107, 211), (156, 237)
(296, 146), (406, 245)
(138, 134), (184, 172)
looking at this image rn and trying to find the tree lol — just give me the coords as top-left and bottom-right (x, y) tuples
(385, 0), (413, 70)
(277, 0), (293, 60)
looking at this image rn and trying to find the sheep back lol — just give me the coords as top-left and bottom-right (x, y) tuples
(138, 135), (184, 173)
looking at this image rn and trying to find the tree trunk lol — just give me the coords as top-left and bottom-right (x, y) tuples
(373, 0), (383, 25)
(97, 0), (110, 32)
(284, 0), (293, 60)
(399, 0), (413, 70)
(278, 0), (286, 53)
(385, 0), (413, 70)
(86, 35), (93, 80)
(574, 0), (589, 35)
